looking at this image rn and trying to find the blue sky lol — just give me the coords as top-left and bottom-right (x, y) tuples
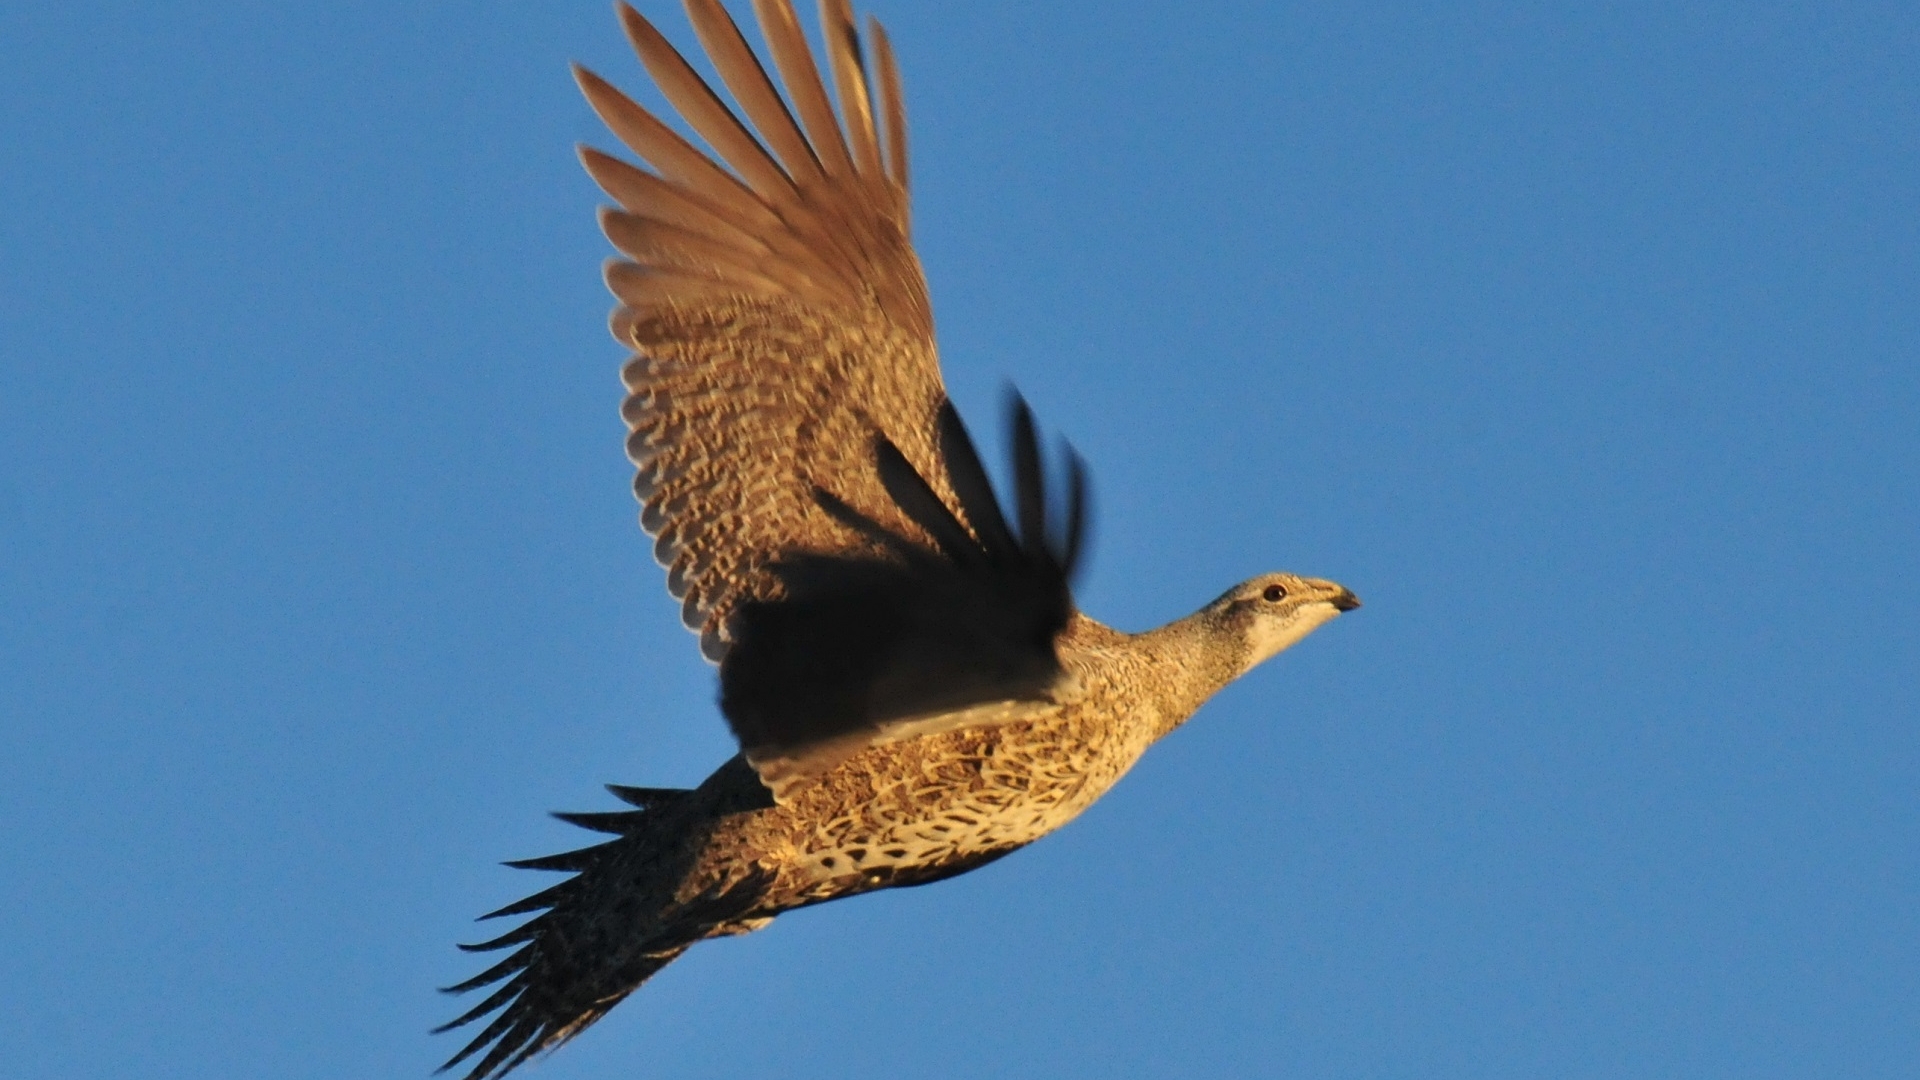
(3, 2), (1915, 1077)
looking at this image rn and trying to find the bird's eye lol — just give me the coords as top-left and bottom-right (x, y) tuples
(1262, 584), (1287, 602)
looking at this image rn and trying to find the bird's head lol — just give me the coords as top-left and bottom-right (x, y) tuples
(1204, 572), (1361, 675)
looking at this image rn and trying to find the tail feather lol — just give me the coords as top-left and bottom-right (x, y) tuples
(437, 784), (753, 1080)
(605, 784), (682, 808)
(549, 809), (649, 834)
(478, 879), (577, 922)
(437, 780), (698, 1076)
(501, 842), (620, 873)
(440, 953), (532, 996)
(456, 922), (541, 955)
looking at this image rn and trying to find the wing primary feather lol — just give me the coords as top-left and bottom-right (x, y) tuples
(618, 4), (796, 205)
(820, 0), (884, 179)
(600, 209), (772, 280)
(606, 259), (798, 314)
(1059, 441), (1091, 579)
(813, 486), (940, 566)
(935, 401), (1020, 559)
(868, 16), (909, 205)
(578, 145), (767, 251)
(581, 145), (860, 300)
(1008, 392), (1046, 559)
(680, 0), (883, 292)
(873, 436), (985, 566)
(573, 63), (779, 232)
(751, 0), (856, 177)
(685, 0), (825, 184)
(745, 0), (895, 279)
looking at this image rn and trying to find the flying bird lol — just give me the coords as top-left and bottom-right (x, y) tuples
(438, 2), (1359, 1076)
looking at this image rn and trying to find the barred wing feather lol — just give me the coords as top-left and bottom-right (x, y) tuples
(581, 1), (1089, 788)
(581, 0), (939, 663)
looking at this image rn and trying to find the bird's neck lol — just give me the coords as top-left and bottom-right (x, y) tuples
(1125, 610), (1249, 741)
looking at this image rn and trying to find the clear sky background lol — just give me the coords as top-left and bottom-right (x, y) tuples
(3, 2), (1916, 1077)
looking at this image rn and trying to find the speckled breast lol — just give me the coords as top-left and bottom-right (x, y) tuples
(762, 693), (1157, 905)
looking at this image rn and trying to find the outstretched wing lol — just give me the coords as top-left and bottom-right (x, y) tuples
(584, 2), (1095, 788)
(582, 0), (945, 664)
(723, 394), (1090, 794)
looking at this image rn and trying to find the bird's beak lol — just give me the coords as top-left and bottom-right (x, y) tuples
(1330, 588), (1361, 612)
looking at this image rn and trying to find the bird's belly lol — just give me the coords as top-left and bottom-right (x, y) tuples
(774, 704), (1153, 898)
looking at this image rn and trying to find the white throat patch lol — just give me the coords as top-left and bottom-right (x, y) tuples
(1241, 601), (1342, 674)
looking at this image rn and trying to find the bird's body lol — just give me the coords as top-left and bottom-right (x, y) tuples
(439, 4), (1358, 1077)
(717, 608), (1237, 904)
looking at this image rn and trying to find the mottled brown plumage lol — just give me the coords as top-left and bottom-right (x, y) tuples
(438, 4), (1358, 1078)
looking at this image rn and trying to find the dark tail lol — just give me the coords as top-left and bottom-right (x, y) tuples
(434, 784), (766, 1080)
